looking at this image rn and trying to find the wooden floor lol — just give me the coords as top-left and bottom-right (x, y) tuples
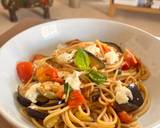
(0, 0), (160, 36)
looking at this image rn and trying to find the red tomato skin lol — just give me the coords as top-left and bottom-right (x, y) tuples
(45, 66), (58, 78)
(36, 65), (64, 84)
(122, 62), (130, 70)
(16, 62), (33, 83)
(122, 49), (138, 70)
(68, 90), (85, 108)
(118, 111), (133, 124)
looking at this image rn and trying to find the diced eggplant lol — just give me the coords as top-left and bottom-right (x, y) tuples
(27, 107), (48, 120)
(17, 92), (31, 107)
(115, 102), (138, 113)
(128, 83), (144, 107)
(92, 93), (100, 102)
(57, 100), (65, 105)
(42, 99), (65, 107)
(36, 95), (49, 106)
(101, 41), (123, 53)
(84, 50), (105, 69)
(115, 83), (144, 112)
(90, 89), (100, 102)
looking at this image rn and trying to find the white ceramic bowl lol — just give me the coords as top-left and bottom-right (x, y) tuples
(0, 19), (160, 128)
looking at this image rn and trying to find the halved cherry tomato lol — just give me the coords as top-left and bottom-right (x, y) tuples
(118, 111), (133, 124)
(122, 61), (130, 70)
(16, 62), (33, 83)
(35, 66), (49, 82)
(122, 49), (138, 70)
(36, 65), (64, 84)
(45, 66), (58, 78)
(68, 90), (86, 108)
(45, 66), (64, 84)
(52, 77), (64, 84)
(32, 54), (45, 62)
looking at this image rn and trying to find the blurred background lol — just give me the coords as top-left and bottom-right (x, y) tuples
(0, 0), (160, 36)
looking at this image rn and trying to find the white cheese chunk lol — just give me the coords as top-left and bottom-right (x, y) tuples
(29, 104), (37, 109)
(104, 49), (119, 64)
(25, 83), (41, 103)
(115, 81), (133, 104)
(85, 44), (100, 56)
(65, 71), (81, 90)
(57, 50), (76, 63)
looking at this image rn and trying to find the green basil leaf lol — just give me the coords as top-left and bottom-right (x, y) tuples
(74, 49), (90, 70)
(88, 69), (107, 84)
(64, 83), (72, 102)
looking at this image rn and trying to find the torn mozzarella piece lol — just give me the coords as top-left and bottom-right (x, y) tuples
(29, 104), (37, 109)
(65, 71), (81, 90)
(85, 44), (100, 56)
(104, 49), (119, 64)
(25, 83), (41, 103)
(115, 81), (133, 104)
(57, 50), (76, 63)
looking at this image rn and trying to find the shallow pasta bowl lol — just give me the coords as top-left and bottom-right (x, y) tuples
(0, 18), (160, 128)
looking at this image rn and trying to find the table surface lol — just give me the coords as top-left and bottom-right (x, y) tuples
(0, 18), (159, 128)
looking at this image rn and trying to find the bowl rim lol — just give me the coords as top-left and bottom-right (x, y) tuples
(0, 18), (159, 128)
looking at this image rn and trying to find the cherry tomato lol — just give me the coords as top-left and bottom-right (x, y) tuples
(118, 111), (133, 124)
(122, 49), (138, 70)
(122, 61), (130, 70)
(45, 66), (64, 84)
(36, 65), (64, 84)
(68, 90), (85, 108)
(16, 62), (33, 83)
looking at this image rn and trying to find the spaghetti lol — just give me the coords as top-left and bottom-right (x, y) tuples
(16, 40), (150, 128)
